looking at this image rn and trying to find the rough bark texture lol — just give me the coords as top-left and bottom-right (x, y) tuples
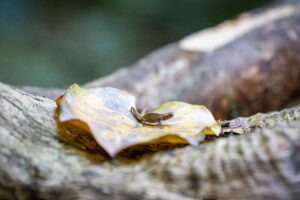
(2, 1), (300, 199)
(85, 1), (300, 119)
(23, 0), (300, 119)
(1, 82), (300, 200)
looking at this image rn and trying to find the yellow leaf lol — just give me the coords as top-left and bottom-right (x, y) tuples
(57, 84), (221, 157)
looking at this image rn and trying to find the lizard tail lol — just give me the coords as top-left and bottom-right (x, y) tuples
(130, 107), (142, 121)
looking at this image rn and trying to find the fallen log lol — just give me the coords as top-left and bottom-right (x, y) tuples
(23, 1), (300, 119)
(2, 1), (300, 199)
(85, 0), (300, 119)
(24, 1), (300, 118)
(1, 82), (300, 199)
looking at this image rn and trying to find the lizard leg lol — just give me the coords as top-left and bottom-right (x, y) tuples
(135, 122), (141, 128)
(158, 121), (163, 129)
(141, 120), (146, 127)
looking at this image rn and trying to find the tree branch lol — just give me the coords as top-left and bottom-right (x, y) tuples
(21, 1), (300, 119)
(2, 1), (300, 199)
(1, 81), (300, 199)
(85, 1), (300, 119)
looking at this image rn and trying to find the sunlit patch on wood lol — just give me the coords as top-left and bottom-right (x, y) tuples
(56, 84), (221, 157)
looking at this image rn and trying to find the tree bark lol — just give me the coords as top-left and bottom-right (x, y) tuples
(86, 0), (300, 119)
(23, 0), (300, 119)
(2, 1), (300, 199)
(1, 82), (300, 200)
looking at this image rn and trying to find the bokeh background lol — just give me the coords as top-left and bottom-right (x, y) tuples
(0, 0), (273, 87)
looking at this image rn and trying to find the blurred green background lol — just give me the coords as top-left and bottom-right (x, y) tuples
(0, 0), (273, 87)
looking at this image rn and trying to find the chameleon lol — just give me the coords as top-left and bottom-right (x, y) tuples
(130, 107), (174, 128)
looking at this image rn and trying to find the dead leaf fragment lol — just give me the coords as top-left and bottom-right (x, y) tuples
(57, 84), (221, 157)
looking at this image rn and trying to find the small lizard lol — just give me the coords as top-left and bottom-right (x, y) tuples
(130, 107), (174, 128)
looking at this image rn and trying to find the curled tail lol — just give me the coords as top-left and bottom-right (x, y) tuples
(130, 107), (142, 121)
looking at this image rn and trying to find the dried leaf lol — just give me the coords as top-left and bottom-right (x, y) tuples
(57, 84), (221, 157)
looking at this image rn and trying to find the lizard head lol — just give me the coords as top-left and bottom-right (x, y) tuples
(162, 112), (174, 120)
